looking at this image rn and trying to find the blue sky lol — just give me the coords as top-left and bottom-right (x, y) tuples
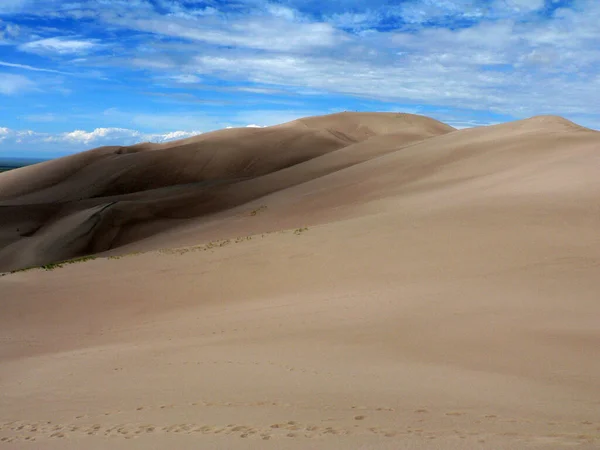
(0, 0), (599, 158)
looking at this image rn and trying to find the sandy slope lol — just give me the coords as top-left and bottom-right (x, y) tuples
(1, 113), (599, 448)
(0, 112), (454, 272)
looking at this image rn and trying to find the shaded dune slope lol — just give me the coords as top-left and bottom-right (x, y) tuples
(0, 112), (454, 271)
(0, 113), (598, 272)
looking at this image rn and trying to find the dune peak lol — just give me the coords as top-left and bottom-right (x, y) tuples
(514, 114), (593, 132)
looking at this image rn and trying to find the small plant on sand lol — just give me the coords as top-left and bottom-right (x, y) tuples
(68, 255), (97, 264)
(40, 255), (98, 271)
(293, 227), (309, 235)
(248, 205), (267, 216)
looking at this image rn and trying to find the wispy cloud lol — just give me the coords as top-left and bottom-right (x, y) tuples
(0, 126), (203, 156)
(21, 112), (59, 122)
(19, 36), (99, 55)
(107, 15), (341, 53)
(170, 74), (202, 84)
(0, 19), (20, 41)
(0, 73), (35, 95)
(0, 60), (70, 74)
(0, 0), (28, 14)
(47, 127), (201, 144)
(69, 0), (597, 120)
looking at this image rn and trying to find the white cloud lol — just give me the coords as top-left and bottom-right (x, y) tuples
(105, 13), (340, 52)
(54, 128), (142, 144)
(46, 127), (202, 144)
(0, 127), (11, 141)
(0, 127), (40, 144)
(326, 11), (383, 31)
(67, 0), (596, 123)
(0, 73), (35, 95)
(148, 1), (591, 120)
(0, 20), (20, 41)
(233, 86), (286, 94)
(0, 0), (28, 14)
(170, 74), (201, 84)
(265, 4), (298, 21)
(500, 0), (545, 12)
(398, 0), (484, 24)
(0, 60), (70, 74)
(19, 37), (98, 55)
(0, 126), (203, 156)
(393, 0), (545, 24)
(151, 130), (201, 141)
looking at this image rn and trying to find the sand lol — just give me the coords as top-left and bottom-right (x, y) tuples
(0, 112), (599, 448)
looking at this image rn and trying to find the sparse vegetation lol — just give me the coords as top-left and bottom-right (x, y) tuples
(5, 226), (311, 276)
(293, 227), (309, 235)
(108, 251), (143, 260)
(248, 205), (268, 216)
(40, 262), (64, 271)
(8, 255), (98, 274)
(160, 226), (309, 255)
(42, 255), (97, 271)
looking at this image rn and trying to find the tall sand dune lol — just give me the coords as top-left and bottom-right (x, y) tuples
(0, 112), (454, 271)
(1, 112), (599, 449)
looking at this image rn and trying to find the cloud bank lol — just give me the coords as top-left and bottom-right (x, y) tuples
(0, 126), (202, 157)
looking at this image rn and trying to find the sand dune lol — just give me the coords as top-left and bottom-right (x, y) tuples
(1, 112), (599, 449)
(0, 112), (454, 271)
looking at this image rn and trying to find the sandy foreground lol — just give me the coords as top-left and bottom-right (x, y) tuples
(1, 113), (599, 448)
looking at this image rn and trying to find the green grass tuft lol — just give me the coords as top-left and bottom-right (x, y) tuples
(11, 255), (98, 273)
(7, 224), (312, 275)
(41, 255), (98, 271)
